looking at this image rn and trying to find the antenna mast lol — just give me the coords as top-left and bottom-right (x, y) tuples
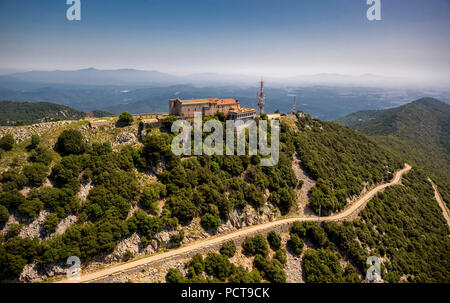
(292, 96), (296, 113)
(257, 79), (265, 114)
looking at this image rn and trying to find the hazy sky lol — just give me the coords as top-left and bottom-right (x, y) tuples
(1, 0), (449, 83)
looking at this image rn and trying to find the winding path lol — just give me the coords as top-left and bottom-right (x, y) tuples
(428, 178), (450, 228)
(58, 163), (411, 283)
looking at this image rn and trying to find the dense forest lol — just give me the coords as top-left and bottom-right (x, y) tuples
(0, 101), (112, 126)
(336, 98), (450, 209)
(285, 112), (403, 215)
(0, 102), (448, 283)
(298, 169), (449, 283)
(0, 114), (300, 280)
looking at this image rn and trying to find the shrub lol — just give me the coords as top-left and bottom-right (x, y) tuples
(29, 146), (53, 165)
(29, 135), (40, 149)
(274, 249), (287, 265)
(185, 253), (205, 277)
(140, 182), (166, 213)
(23, 163), (48, 187)
(204, 252), (233, 281)
(242, 234), (269, 257)
(0, 205), (9, 227)
(287, 233), (304, 255)
(0, 190), (26, 209)
(166, 268), (187, 283)
(170, 230), (184, 245)
(220, 241), (236, 258)
(200, 213), (221, 231)
(6, 224), (23, 238)
(229, 267), (262, 283)
(43, 213), (59, 234)
(1, 170), (28, 191)
(267, 231), (282, 250)
(17, 198), (44, 219)
(56, 129), (86, 155)
(165, 196), (196, 224)
(265, 259), (286, 283)
(119, 112), (134, 126)
(0, 134), (15, 151)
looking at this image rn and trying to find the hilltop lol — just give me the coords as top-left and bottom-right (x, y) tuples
(336, 97), (450, 207)
(0, 111), (448, 283)
(0, 101), (113, 126)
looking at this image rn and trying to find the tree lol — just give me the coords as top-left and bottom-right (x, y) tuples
(267, 231), (282, 250)
(170, 230), (184, 245)
(29, 135), (40, 149)
(201, 213), (221, 231)
(274, 249), (287, 265)
(287, 233), (304, 255)
(0, 205), (9, 227)
(242, 234), (269, 257)
(204, 252), (233, 281)
(17, 198), (44, 219)
(1, 169), (28, 191)
(29, 146), (53, 165)
(0, 190), (26, 209)
(166, 268), (187, 283)
(119, 112), (134, 126)
(140, 182), (166, 213)
(185, 253), (205, 276)
(229, 267), (262, 283)
(56, 129), (86, 155)
(43, 213), (59, 234)
(265, 259), (286, 283)
(0, 134), (15, 151)
(220, 241), (236, 258)
(165, 196), (196, 224)
(23, 163), (48, 187)
(6, 224), (23, 238)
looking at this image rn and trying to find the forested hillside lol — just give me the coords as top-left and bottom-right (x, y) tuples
(336, 98), (450, 208)
(0, 108), (447, 283)
(0, 101), (112, 126)
(285, 112), (403, 215)
(0, 111), (403, 281)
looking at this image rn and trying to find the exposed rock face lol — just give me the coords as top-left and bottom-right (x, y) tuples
(105, 232), (141, 262)
(18, 210), (49, 239)
(78, 181), (93, 201)
(53, 215), (77, 236)
(1, 212), (20, 235)
(115, 132), (136, 145)
(0, 121), (72, 143)
(19, 262), (66, 283)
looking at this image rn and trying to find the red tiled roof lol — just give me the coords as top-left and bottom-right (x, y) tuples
(177, 98), (238, 105)
(217, 99), (239, 105)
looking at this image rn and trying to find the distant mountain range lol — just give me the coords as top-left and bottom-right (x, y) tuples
(0, 68), (430, 88)
(0, 68), (449, 120)
(0, 101), (112, 126)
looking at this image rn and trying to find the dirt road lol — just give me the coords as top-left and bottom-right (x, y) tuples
(428, 178), (450, 228)
(58, 163), (411, 283)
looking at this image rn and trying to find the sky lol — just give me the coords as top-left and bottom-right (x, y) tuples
(0, 0), (449, 84)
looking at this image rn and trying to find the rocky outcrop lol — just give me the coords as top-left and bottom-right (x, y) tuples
(18, 210), (49, 239)
(19, 262), (66, 283)
(115, 132), (136, 145)
(0, 121), (72, 143)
